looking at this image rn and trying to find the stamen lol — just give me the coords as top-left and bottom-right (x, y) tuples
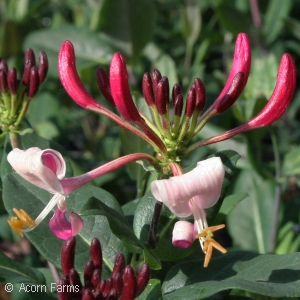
(203, 243), (213, 268)
(195, 224), (225, 238)
(209, 238), (227, 253)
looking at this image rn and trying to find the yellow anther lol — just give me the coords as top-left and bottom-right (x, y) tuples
(195, 224), (226, 238)
(7, 208), (36, 237)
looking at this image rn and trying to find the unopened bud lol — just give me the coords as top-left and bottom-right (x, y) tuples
(156, 77), (169, 115)
(69, 268), (83, 290)
(8, 68), (17, 94)
(213, 72), (244, 113)
(90, 238), (102, 270)
(27, 66), (40, 97)
(112, 253), (125, 277)
(0, 60), (8, 73)
(0, 71), (8, 93)
(193, 78), (206, 112)
(152, 69), (162, 96)
(22, 49), (35, 85)
(120, 266), (136, 300)
(111, 273), (123, 297)
(61, 237), (76, 275)
(174, 94), (183, 117)
(82, 288), (94, 300)
(38, 51), (48, 84)
(142, 73), (155, 106)
(172, 84), (181, 103)
(185, 87), (196, 117)
(84, 260), (94, 288)
(91, 268), (102, 289)
(57, 275), (71, 300)
(107, 288), (118, 300)
(103, 278), (113, 296)
(96, 68), (115, 105)
(136, 263), (150, 297)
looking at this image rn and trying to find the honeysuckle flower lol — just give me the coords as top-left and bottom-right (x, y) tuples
(7, 147), (156, 239)
(151, 157), (226, 267)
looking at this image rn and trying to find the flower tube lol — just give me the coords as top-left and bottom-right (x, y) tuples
(151, 157), (226, 267)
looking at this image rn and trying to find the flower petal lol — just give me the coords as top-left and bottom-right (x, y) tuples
(7, 148), (65, 194)
(151, 157), (224, 217)
(49, 208), (83, 240)
(172, 221), (195, 248)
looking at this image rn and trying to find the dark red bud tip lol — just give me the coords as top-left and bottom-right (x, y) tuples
(135, 263), (150, 297)
(142, 73), (155, 106)
(90, 238), (103, 270)
(120, 266), (136, 300)
(152, 69), (162, 96)
(93, 290), (104, 300)
(59, 41), (103, 109)
(213, 72), (244, 113)
(172, 84), (181, 103)
(0, 71), (8, 93)
(193, 78), (206, 112)
(69, 268), (83, 290)
(156, 76), (169, 115)
(110, 52), (142, 122)
(185, 87), (196, 117)
(174, 94), (183, 117)
(27, 66), (40, 97)
(82, 288), (94, 300)
(84, 260), (95, 287)
(22, 49), (36, 86)
(112, 253), (125, 277)
(61, 237), (76, 275)
(103, 278), (113, 296)
(106, 288), (118, 300)
(96, 68), (115, 105)
(8, 68), (17, 94)
(38, 51), (48, 84)
(0, 59), (8, 73)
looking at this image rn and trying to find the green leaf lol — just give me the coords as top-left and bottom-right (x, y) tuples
(263, 0), (292, 44)
(80, 196), (161, 270)
(0, 251), (45, 284)
(212, 193), (247, 225)
(282, 145), (300, 176)
(136, 279), (162, 300)
(99, 0), (155, 58)
(162, 251), (300, 299)
(227, 169), (275, 253)
(3, 174), (127, 274)
(23, 25), (113, 77)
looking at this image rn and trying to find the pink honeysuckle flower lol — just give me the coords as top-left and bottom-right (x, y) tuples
(151, 157), (227, 267)
(7, 147), (156, 239)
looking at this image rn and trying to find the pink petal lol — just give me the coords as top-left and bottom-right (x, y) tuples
(172, 221), (195, 248)
(49, 208), (83, 240)
(151, 157), (225, 217)
(7, 148), (65, 194)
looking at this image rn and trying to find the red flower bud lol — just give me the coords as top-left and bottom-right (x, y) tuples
(185, 86), (196, 117)
(174, 94), (183, 117)
(0, 59), (8, 73)
(96, 68), (115, 105)
(152, 69), (162, 97)
(109, 53), (142, 122)
(112, 253), (125, 277)
(216, 33), (251, 103)
(172, 84), (181, 103)
(211, 72), (245, 113)
(38, 51), (48, 84)
(120, 266), (136, 300)
(156, 76), (169, 115)
(142, 73), (155, 107)
(90, 238), (102, 270)
(58, 41), (103, 110)
(61, 237), (76, 275)
(0, 70), (8, 93)
(8, 68), (17, 95)
(135, 263), (150, 297)
(84, 260), (94, 288)
(23, 49), (35, 85)
(82, 288), (94, 300)
(69, 268), (83, 290)
(193, 78), (206, 112)
(27, 66), (40, 97)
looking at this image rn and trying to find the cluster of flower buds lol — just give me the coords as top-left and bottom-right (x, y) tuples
(58, 33), (296, 169)
(59, 237), (150, 300)
(0, 49), (48, 135)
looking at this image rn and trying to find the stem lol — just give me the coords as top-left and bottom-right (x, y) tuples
(61, 153), (157, 194)
(249, 0), (262, 29)
(9, 132), (19, 148)
(147, 200), (163, 248)
(269, 127), (281, 253)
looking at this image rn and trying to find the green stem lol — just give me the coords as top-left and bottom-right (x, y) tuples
(9, 132), (19, 149)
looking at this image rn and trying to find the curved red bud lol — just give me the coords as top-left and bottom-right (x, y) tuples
(38, 51), (48, 84)
(185, 87), (196, 117)
(156, 76), (169, 115)
(216, 33), (251, 103)
(188, 54), (296, 150)
(110, 53), (142, 122)
(28, 66), (40, 97)
(135, 263), (150, 297)
(152, 69), (162, 97)
(212, 72), (245, 113)
(96, 67), (115, 105)
(8, 68), (17, 95)
(142, 73), (155, 107)
(193, 78), (206, 112)
(23, 49), (36, 85)
(58, 41), (103, 110)
(61, 237), (76, 275)
(120, 266), (136, 300)
(174, 94), (183, 117)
